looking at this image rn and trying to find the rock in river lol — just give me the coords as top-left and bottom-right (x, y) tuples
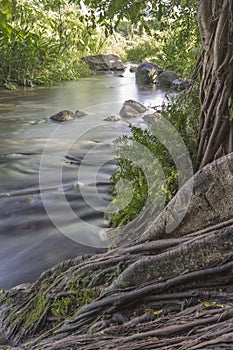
(50, 110), (75, 122)
(157, 70), (179, 88)
(104, 115), (121, 122)
(82, 54), (125, 71)
(136, 62), (163, 84)
(75, 110), (87, 118)
(120, 100), (147, 118)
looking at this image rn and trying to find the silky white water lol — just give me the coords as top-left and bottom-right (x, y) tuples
(0, 67), (167, 288)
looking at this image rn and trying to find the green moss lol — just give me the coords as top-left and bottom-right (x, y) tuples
(51, 296), (72, 322)
(81, 288), (95, 305)
(2, 267), (102, 341)
(49, 274), (97, 324)
(50, 287), (96, 323)
(21, 294), (48, 332)
(4, 293), (49, 339)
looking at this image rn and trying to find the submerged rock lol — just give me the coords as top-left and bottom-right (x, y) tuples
(136, 62), (163, 84)
(82, 54), (125, 71)
(75, 110), (87, 118)
(120, 100), (147, 118)
(50, 110), (75, 123)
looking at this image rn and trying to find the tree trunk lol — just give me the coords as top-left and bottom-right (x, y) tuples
(196, 0), (233, 169)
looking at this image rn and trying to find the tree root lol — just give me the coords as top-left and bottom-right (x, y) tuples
(1, 232), (232, 349)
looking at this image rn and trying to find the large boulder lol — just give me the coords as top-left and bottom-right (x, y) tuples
(120, 100), (147, 118)
(157, 70), (179, 88)
(136, 62), (163, 84)
(82, 54), (125, 71)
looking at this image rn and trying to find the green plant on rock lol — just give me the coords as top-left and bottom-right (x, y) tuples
(50, 277), (96, 323)
(52, 281), (95, 321)
(1, 271), (98, 341)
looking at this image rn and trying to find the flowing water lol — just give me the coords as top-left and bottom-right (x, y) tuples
(0, 67), (166, 289)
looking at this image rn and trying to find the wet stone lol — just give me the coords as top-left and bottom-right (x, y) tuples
(50, 110), (75, 122)
(103, 115), (121, 122)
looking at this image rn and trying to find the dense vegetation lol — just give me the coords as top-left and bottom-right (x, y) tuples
(0, 0), (120, 87)
(125, 5), (200, 77)
(0, 0), (200, 87)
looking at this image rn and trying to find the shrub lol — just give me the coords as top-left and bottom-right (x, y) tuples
(106, 87), (200, 227)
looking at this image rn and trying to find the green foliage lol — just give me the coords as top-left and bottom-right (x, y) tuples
(126, 34), (160, 62)
(125, 6), (200, 76)
(108, 151), (149, 227)
(0, 0), (109, 86)
(33, 59), (92, 85)
(79, 0), (199, 44)
(51, 296), (73, 322)
(50, 277), (96, 323)
(80, 0), (197, 25)
(107, 125), (177, 227)
(155, 6), (201, 76)
(5, 293), (49, 333)
(0, 0), (200, 85)
(107, 87), (200, 227)
(165, 89), (200, 160)
(80, 0), (200, 77)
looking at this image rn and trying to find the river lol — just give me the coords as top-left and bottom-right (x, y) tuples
(0, 67), (166, 289)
